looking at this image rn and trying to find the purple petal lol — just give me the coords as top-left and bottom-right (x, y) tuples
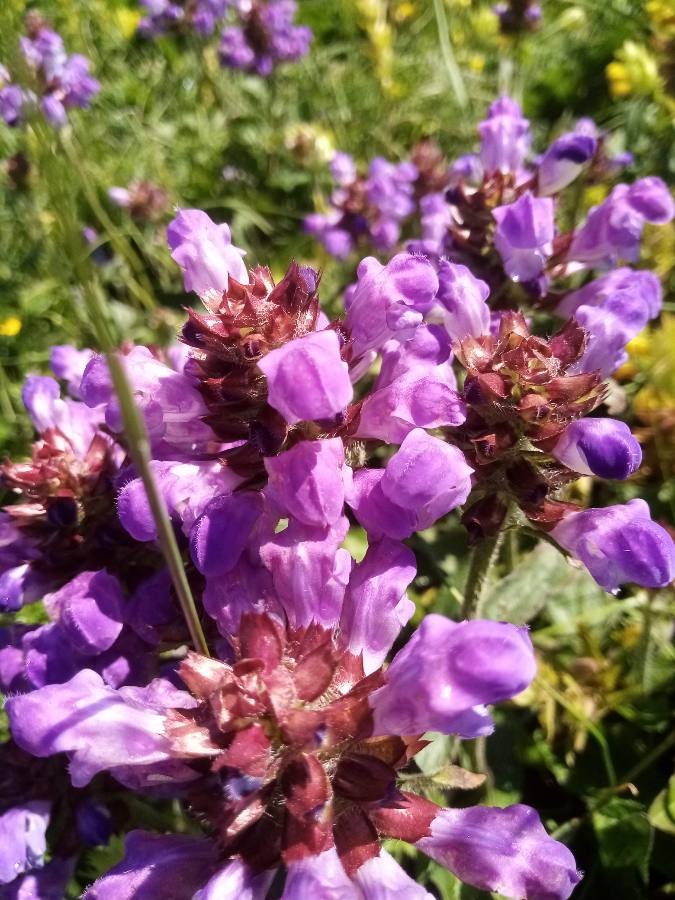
(417, 804), (581, 900)
(82, 831), (219, 899)
(264, 438), (352, 527)
(6, 669), (175, 786)
(46, 570), (124, 655)
(282, 848), (357, 899)
(369, 616), (536, 736)
(551, 499), (675, 592)
(259, 517), (351, 629)
(551, 418), (641, 479)
(167, 208), (248, 296)
(340, 539), (416, 674)
(193, 859), (275, 900)
(0, 803), (50, 885)
(345, 254), (439, 358)
(353, 849), (434, 898)
(190, 492), (264, 577)
(258, 330), (353, 425)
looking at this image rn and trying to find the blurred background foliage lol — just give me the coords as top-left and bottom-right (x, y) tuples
(0, 0), (674, 897)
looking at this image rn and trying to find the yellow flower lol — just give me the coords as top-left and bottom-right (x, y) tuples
(0, 316), (22, 337)
(468, 53), (485, 73)
(394, 1), (416, 22)
(606, 41), (661, 99)
(116, 8), (142, 40)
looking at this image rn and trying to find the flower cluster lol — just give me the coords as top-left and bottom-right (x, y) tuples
(219, 0), (312, 76)
(493, 0), (542, 35)
(108, 180), (170, 222)
(0, 198), (593, 897)
(305, 140), (447, 258)
(0, 17), (99, 129)
(137, 0), (229, 39)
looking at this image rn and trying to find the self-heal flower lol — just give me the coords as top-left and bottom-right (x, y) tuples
(417, 804), (581, 900)
(538, 131), (597, 195)
(345, 253), (439, 359)
(167, 208), (248, 297)
(436, 261), (491, 342)
(264, 438), (353, 527)
(493, 192), (555, 282)
(551, 499), (675, 592)
(0, 802), (50, 884)
(569, 178), (675, 267)
(551, 418), (642, 479)
(258, 329), (353, 425)
(370, 615), (536, 736)
(7, 600), (576, 899)
(478, 96), (531, 176)
(556, 267), (662, 321)
(349, 428), (474, 540)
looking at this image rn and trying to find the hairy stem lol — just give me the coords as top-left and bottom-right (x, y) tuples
(461, 530), (505, 619)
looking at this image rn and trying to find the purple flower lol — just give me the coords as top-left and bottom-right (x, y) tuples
(436, 261), (491, 341)
(538, 132), (597, 195)
(82, 831), (219, 899)
(5, 669), (192, 786)
(345, 254), (439, 358)
(570, 289), (651, 378)
(552, 499), (675, 592)
(190, 491), (265, 576)
(2, 856), (75, 900)
(478, 96), (531, 176)
(0, 85), (27, 126)
(117, 459), (242, 541)
(49, 344), (94, 398)
(569, 178), (674, 267)
(376, 324), (455, 385)
(366, 157), (418, 223)
(0, 802), (50, 884)
(80, 348), (216, 457)
(356, 368), (466, 443)
(282, 848), (354, 898)
(194, 858), (275, 899)
(44, 570), (124, 655)
(370, 616), (536, 736)
(419, 191), (453, 251)
(264, 438), (352, 527)
(352, 849), (434, 898)
(349, 429), (473, 540)
(339, 538), (416, 674)
(259, 516), (351, 629)
(219, 1), (312, 75)
(417, 804), (581, 900)
(258, 329), (353, 425)
(167, 209), (248, 296)
(556, 267), (662, 320)
(551, 418), (641, 479)
(493, 192), (555, 282)
(330, 151), (357, 186)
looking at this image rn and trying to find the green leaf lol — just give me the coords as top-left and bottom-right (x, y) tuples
(648, 775), (675, 836)
(592, 798), (654, 880)
(481, 542), (564, 623)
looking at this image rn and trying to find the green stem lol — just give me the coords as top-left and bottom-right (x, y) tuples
(431, 0), (469, 111)
(461, 531), (505, 619)
(106, 353), (210, 658)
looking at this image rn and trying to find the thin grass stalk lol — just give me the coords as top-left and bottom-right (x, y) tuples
(431, 0), (469, 111)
